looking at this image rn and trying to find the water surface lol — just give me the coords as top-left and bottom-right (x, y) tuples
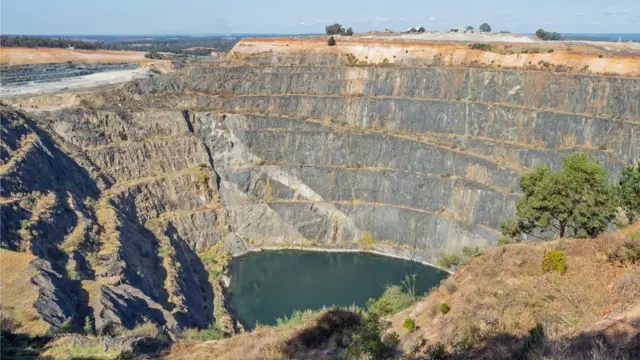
(228, 250), (448, 329)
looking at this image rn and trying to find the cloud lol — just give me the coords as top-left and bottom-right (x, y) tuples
(601, 9), (629, 16)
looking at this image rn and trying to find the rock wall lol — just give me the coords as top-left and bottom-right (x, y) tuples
(126, 55), (638, 261)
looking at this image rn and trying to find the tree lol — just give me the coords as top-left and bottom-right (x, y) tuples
(328, 36), (336, 46)
(504, 153), (619, 239)
(83, 316), (94, 335)
(344, 27), (354, 36)
(535, 28), (561, 41)
(479, 23), (492, 32)
(619, 163), (640, 222)
(466, 26), (474, 32)
(417, 26), (426, 33)
(326, 23), (344, 35)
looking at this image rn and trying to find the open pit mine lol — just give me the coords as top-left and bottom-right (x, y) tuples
(1, 36), (639, 358)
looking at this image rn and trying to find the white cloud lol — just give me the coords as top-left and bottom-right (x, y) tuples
(601, 9), (629, 16)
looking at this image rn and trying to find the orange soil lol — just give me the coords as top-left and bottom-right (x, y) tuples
(231, 37), (640, 76)
(0, 47), (169, 67)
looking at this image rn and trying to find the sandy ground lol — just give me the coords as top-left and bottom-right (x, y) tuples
(363, 31), (537, 43)
(0, 47), (163, 66)
(0, 68), (152, 98)
(361, 31), (640, 52)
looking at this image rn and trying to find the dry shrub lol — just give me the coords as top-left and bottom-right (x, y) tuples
(604, 231), (640, 264)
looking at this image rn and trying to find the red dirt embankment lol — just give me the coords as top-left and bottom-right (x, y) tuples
(231, 37), (640, 76)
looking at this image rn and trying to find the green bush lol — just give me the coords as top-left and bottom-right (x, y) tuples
(469, 43), (491, 51)
(619, 163), (640, 222)
(541, 250), (566, 274)
(403, 318), (416, 331)
(275, 309), (305, 326)
(461, 246), (482, 258)
(440, 303), (450, 314)
(479, 23), (492, 32)
(436, 253), (463, 270)
(328, 36), (336, 46)
(340, 298), (400, 359)
(181, 323), (227, 341)
(380, 285), (415, 313)
(535, 28), (561, 41)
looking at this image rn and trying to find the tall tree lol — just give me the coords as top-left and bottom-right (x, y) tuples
(325, 24), (344, 35)
(479, 23), (492, 32)
(619, 163), (640, 222)
(506, 153), (619, 238)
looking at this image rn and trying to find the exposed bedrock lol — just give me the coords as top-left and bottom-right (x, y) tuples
(1, 107), (224, 335)
(1, 50), (639, 335)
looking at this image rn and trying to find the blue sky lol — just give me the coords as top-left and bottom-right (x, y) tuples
(1, 0), (638, 35)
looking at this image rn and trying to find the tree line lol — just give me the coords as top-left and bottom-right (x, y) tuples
(325, 24), (354, 36)
(0, 35), (239, 54)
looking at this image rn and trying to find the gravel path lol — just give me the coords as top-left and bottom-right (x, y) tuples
(0, 68), (152, 98)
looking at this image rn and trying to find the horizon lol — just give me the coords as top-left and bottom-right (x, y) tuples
(2, 32), (640, 38)
(1, 0), (639, 35)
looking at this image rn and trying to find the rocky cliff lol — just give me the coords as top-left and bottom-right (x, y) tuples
(1, 38), (639, 336)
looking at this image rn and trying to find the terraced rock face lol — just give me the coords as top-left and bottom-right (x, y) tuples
(1, 44), (639, 335)
(123, 58), (639, 261)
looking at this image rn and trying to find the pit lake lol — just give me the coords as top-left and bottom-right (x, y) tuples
(228, 250), (449, 329)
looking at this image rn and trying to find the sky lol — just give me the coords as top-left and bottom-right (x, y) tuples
(1, 0), (639, 35)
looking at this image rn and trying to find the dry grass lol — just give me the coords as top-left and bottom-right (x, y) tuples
(0, 249), (50, 335)
(165, 309), (360, 360)
(0, 133), (38, 175)
(41, 335), (125, 359)
(164, 312), (322, 360)
(392, 223), (640, 353)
